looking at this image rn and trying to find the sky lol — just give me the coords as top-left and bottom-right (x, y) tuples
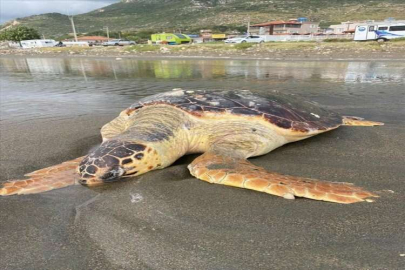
(0, 0), (119, 24)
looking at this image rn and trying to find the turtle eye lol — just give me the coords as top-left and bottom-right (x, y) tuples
(86, 165), (98, 174)
(121, 158), (133, 165)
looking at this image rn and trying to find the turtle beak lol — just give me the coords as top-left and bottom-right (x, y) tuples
(79, 178), (104, 186)
(79, 166), (125, 186)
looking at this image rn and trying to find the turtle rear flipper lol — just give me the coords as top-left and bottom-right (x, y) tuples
(188, 153), (378, 204)
(0, 157), (84, 196)
(342, 116), (384, 126)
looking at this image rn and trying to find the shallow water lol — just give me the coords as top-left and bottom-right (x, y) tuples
(1, 57), (404, 270)
(1, 57), (404, 126)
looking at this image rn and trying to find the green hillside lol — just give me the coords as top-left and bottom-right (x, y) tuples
(2, 0), (404, 38)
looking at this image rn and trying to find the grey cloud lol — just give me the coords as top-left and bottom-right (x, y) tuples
(0, 0), (119, 23)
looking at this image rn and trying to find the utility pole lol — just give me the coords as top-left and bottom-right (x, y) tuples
(247, 16), (250, 36)
(69, 16), (78, 42)
(104, 26), (110, 40)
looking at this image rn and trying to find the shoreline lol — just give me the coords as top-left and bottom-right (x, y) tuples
(2, 53), (405, 62)
(1, 40), (405, 61)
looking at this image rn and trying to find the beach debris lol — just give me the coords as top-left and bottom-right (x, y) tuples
(283, 193), (295, 200)
(130, 193), (143, 203)
(160, 47), (170, 53)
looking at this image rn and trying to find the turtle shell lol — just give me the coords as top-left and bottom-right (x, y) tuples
(128, 89), (343, 132)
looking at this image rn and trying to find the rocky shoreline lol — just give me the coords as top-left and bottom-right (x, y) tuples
(1, 40), (405, 60)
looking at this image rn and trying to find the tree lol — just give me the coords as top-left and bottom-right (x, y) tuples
(0, 31), (7, 41)
(0, 26), (41, 45)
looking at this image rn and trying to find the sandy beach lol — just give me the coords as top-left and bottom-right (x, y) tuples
(0, 57), (404, 269)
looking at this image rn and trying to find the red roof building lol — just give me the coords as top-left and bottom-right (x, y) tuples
(250, 20), (319, 35)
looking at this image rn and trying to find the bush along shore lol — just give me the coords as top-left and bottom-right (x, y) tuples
(1, 39), (405, 60)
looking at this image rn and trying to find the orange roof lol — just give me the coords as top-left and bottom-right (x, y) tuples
(251, 20), (301, 27)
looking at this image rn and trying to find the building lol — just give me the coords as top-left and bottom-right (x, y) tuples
(250, 20), (320, 35)
(77, 36), (109, 44)
(300, 22), (321, 34)
(64, 36), (109, 45)
(198, 30), (228, 42)
(327, 22), (363, 34)
(199, 30), (212, 41)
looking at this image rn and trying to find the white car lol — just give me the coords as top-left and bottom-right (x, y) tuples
(225, 35), (265, 44)
(102, 39), (136, 46)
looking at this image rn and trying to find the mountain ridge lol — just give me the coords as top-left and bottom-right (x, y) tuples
(2, 0), (404, 37)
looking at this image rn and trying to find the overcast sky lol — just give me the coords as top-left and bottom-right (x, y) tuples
(0, 0), (119, 24)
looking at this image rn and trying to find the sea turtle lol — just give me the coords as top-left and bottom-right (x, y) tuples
(0, 89), (384, 203)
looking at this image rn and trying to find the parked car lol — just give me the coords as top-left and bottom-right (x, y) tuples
(102, 39), (136, 46)
(224, 35), (265, 44)
(54, 41), (66, 47)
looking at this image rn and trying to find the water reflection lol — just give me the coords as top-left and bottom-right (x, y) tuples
(0, 57), (404, 126)
(1, 58), (403, 83)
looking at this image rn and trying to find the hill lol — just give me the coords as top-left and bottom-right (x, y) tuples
(2, 0), (405, 38)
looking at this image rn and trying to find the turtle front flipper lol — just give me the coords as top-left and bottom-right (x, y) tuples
(188, 153), (378, 204)
(0, 157), (84, 196)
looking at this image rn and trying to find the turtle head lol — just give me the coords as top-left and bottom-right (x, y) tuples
(78, 140), (161, 186)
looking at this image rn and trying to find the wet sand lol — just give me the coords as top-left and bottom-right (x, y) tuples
(1, 60), (405, 269)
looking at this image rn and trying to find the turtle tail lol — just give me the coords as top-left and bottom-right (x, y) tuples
(0, 157), (84, 196)
(342, 116), (384, 126)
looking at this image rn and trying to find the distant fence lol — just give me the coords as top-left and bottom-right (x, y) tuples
(261, 34), (353, 42)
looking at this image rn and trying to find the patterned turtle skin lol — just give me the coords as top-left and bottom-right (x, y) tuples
(128, 89), (343, 133)
(0, 89), (384, 204)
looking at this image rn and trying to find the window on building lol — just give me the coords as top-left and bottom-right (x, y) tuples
(389, 25), (405, 31)
(286, 24), (300, 28)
